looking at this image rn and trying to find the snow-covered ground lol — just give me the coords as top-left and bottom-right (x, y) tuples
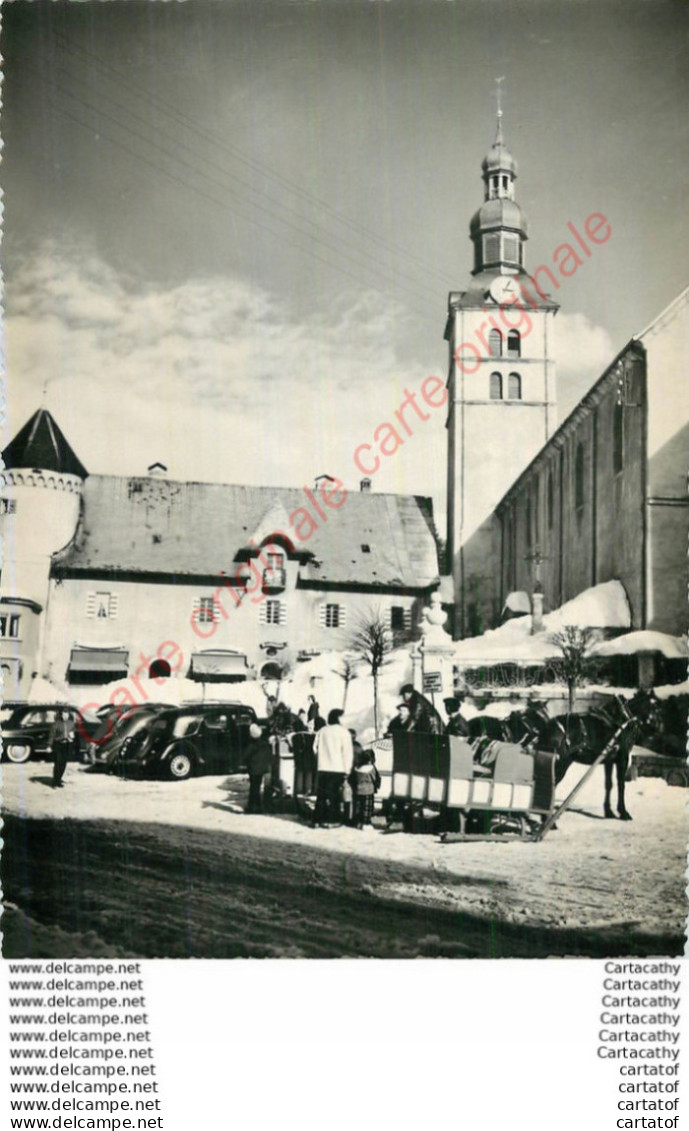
(3, 757), (686, 945)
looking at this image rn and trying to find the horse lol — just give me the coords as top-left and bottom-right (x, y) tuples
(539, 692), (660, 820)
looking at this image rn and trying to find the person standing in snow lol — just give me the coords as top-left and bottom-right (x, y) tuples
(51, 708), (75, 788)
(245, 723), (273, 814)
(306, 694), (320, 728)
(350, 748), (381, 829)
(311, 709), (353, 827)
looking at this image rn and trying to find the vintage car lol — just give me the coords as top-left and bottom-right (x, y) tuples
(104, 702), (260, 780)
(85, 703), (170, 766)
(1, 703), (102, 764)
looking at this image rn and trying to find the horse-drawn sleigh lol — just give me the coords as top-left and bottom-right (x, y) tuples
(375, 692), (663, 841)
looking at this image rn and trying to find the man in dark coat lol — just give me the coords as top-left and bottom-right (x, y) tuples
(400, 684), (445, 735)
(444, 696), (470, 738)
(245, 723), (273, 814)
(52, 708), (75, 788)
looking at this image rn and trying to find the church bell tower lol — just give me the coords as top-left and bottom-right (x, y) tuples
(445, 91), (559, 637)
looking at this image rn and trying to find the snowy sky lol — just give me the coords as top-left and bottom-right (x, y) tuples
(3, 0), (688, 536)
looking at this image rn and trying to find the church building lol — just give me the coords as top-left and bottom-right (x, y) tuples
(445, 108), (688, 640)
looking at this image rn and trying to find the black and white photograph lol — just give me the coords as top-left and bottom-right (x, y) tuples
(1, 0), (687, 964)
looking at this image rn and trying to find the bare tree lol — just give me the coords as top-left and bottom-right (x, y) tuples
(333, 654), (357, 711)
(348, 609), (393, 737)
(552, 625), (596, 713)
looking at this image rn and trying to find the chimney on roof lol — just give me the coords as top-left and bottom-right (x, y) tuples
(313, 473), (335, 492)
(147, 462), (168, 479)
(360, 477), (372, 493)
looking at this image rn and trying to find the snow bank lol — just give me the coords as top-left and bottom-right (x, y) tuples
(592, 631), (689, 660)
(453, 580), (632, 665)
(281, 647), (413, 737)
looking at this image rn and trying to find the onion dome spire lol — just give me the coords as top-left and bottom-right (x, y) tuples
(469, 81), (528, 276)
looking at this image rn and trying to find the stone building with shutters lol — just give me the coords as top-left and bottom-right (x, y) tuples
(0, 410), (441, 699)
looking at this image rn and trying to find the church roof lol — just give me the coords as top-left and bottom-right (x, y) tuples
(51, 475), (440, 590)
(2, 409), (88, 479)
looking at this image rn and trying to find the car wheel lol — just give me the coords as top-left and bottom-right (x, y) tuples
(5, 742), (32, 764)
(168, 751), (193, 781)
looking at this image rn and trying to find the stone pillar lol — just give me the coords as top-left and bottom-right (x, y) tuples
(418, 592), (456, 704)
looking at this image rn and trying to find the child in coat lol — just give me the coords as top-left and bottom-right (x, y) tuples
(350, 749), (381, 829)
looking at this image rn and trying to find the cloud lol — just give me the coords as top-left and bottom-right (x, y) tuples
(4, 243), (445, 504)
(4, 246), (619, 542)
(554, 311), (615, 418)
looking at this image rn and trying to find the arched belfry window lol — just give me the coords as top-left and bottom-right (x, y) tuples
(575, 443), (585, 512)
(613, 403), (624, 474)
(507, 330), (521, 357)
(488, 328), (503, 357)
(489, 372), (503, 400)
(508, 373), (522, 400)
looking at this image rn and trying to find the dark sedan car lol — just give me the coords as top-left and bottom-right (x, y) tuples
(85, 703), (171, 767)
(1, 703), (102, 764)
(105, 702), (260, 780)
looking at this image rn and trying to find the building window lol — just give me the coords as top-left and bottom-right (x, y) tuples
(547, 469), (555, 529)
(319, 603), (346, 630)
(0, 613), (20, 639)
(507, 330), (521, 358)
(389, 605), (412, 642)
(575, 443), (585, 512)
(488, 328), (503, 357)
(265, 600), (284, 626)
(266, 551), (285, 569)
(390, 606), (405, 631)
(197, 597), (218, 624)
(508, 373), (522, 399)
(504, 235), (519, 263)
(86, 592), (119, 619)
(325, 606), (341, 633)
(0, 499), (16, 515)
(613, 403), (624, 474)
(489, 372), (503, 400)
(484, 234), (500, 264)
(533, 480), (540, 546)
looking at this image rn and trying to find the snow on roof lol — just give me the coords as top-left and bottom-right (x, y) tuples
(593, 631), (689, 660)
(51, 475), (439, 589)
(453, 581), (632, 665)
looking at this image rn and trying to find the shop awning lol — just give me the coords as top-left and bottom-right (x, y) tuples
(68, 647), (129, 681)
(189, 651), (249, 681)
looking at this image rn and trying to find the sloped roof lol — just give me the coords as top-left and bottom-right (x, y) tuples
(51, 475), (440, 589)
(2, 410), (88, 479)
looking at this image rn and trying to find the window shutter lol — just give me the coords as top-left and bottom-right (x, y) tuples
(319, 603), (327, 627)
(86, 593), (97, 618)
(109, 594), (119, 619)
(259, 602), (268, 625)
(278, 602), (287, 626)
(339, 606), (346, 629)
(404, 607), (412, 630)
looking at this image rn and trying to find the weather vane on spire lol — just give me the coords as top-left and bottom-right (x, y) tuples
(494, 76), (505, 143)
